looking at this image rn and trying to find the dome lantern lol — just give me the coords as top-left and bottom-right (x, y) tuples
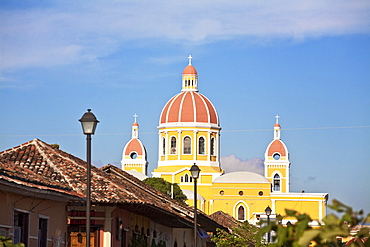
(182, 55), (198, 92)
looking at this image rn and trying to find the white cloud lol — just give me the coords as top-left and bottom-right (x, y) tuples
(1, 1), (369, 70)
(220, 154), (264, 175)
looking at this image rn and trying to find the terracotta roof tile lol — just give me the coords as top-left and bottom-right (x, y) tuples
(0, 139), (229, 231)
(210, 211), (239, 230)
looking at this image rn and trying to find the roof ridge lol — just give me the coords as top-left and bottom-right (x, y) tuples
(32, 140), (140, 202)
(32, 139), (76, 189)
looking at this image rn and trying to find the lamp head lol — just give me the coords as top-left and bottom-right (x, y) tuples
(79, 109), (99, 135)
(265, 205), (272, 216)
(189, 163), (201, 179)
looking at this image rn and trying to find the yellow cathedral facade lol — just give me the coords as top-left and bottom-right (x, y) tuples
(122, 56), (328, 225)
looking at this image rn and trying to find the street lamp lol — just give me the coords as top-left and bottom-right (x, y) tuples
(79, 109), (99, 247)
(265, 205), (272, 243)
(189, 163), (201, 247)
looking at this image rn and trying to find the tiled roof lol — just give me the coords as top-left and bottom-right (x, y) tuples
(0, 139), (155, 204)
(0, 139), (81, 197)
(0, 139), (228, 231)
(101, 164), (228, 231)
(210, 211), (239, 231)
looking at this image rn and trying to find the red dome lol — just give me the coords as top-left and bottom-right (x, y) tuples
(274, 123), (281, 127)
(182, 65), (197, 75)
(124, 139), (144, 156)
(267, 140), (287, 156)
(160, 91), (219, 125)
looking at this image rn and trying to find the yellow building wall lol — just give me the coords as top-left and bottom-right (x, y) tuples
(210, 182), (272, 218)
(275, 200), (320, 219)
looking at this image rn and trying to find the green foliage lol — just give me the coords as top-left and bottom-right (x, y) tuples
(211, 220), (266, 247)
(143, 177), (187, 204)
(0, 235), (24, 247)
(150, 239), (166, 247)
(128, 234), (148, 247)
(259, 199), (370, 247)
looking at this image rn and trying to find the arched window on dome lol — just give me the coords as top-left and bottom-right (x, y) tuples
(198, 137), (205, 155)
(162, 137), (166, 156)
(273, 173), (281, 191)
(183, 136), (191, 154)
(170, 136), (177, 154)
(238, 205), (245, 221)
(210, 137), (215, 156)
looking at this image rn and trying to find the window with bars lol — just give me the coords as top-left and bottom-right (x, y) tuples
(273, 174), (281, 191)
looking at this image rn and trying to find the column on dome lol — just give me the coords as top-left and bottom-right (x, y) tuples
(177, 130), (181, 160)
(207, 131), (212, 162)
(165, 131), (169, 161)
(193, 130), (198, 160)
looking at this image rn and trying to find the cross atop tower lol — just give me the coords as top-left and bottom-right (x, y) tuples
(275, 114), (280, 124)
(188, 55), (192, 65)
(133, 113), (138, 123)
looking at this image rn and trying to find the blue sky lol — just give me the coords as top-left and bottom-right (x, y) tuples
(1, 1), (370, 214)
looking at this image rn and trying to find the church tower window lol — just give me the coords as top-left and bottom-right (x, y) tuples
(210, 137), (215, 156)
(273, 153), (281, 160)
(238, 206), (245, 221)
(183, 136), (191, 154)
(130, 152), (137, 159)
(171, 136), (177, 154)
(198, 137), (205, 155)
(273, 174), (281, 191)
(162, 137), (166, 156)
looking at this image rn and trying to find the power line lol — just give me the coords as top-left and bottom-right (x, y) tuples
(223, 125), (370, 133)
(1, 126), (369, 137)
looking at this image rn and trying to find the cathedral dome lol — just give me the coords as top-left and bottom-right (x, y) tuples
(159, 56), (219, 126)
(159, 91), (219, 125)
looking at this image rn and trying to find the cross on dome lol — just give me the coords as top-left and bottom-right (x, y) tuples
(133, 113), (138, 123)
(275, 114), (280, 124)
(188, 55), (192, 65)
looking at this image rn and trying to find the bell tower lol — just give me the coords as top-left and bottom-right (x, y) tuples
(264, 115), (290, 193)
(121, 114), (148, 175)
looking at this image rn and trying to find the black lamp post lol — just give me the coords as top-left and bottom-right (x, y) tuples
(189, 163), (200, 247)
(79, 109), (99, 247)
(265, 205), (272, 243)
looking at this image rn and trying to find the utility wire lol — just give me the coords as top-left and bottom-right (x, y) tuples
(1, 126), (369, 137)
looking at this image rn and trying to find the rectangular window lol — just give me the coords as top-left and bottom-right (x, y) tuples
(14, 211), (29, 245)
